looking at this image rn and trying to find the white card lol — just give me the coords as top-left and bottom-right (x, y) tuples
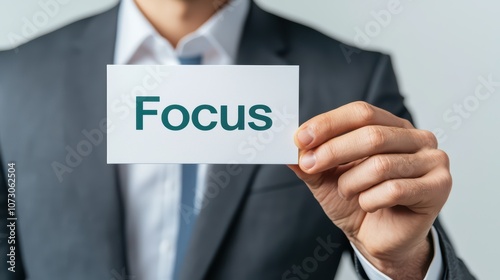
(107, 65), (299, 164)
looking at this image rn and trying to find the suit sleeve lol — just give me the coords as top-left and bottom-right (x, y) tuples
(0, 154), (26, 279)
(350, 53), (476, 279)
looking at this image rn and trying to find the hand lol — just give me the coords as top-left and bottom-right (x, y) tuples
(289, 101), (451, 279)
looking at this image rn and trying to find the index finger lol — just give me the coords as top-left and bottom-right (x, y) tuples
(294, 101), (413, 150)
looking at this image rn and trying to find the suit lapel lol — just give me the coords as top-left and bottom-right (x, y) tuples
(180, 2), (290, 280)
(181, 164), (259, 280)
(63, 3), (130, 271)
(63, 4), (120, 199)
(234, 2), (289, 66)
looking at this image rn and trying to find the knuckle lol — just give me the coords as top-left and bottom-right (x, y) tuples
(306, 123), (319, 139)
(325, 142), (336, 159)
(420, 130), (438, 148)
(438, 168), (453, 190)
(358, 193), (376, 213)
(353, 101), (376, 123)
(433, 149), (450, 167)
(386, 181), (404, 201)
(337, 174), (352, 197)
(396, 156), (415, 177)
(313, 113), (334, 136)
(401, 118), (414, 129)
(366, 126), (386, 149)
(444, 173), (453, 190)
(317, 141), (337, 165)
(430, 168), (452, 203)
(372, 156), (392, 176)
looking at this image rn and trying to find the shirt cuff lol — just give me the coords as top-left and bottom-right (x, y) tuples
(351, 226), (443, 280)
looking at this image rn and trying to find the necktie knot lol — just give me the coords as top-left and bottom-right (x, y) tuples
(178, 55), (203, 65)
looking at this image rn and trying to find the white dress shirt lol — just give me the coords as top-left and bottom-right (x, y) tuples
(113, 0), (443, 279)
(114, 0), (249, 279)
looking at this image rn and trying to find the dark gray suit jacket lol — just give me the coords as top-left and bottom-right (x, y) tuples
(0, 2), (475, 279)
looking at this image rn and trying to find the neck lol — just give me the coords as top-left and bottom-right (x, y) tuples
(134, 0), (229, 47)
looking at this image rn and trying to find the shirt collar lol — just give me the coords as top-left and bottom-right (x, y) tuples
(114, 0), (250, 64)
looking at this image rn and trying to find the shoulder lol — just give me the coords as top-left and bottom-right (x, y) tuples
(0, 5), (119, 93)
(0, 5), (119, 73)
(254, 4), (389, 84)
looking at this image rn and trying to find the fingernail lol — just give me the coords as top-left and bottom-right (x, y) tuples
(300, 151), (316, 170)
(297, 127), (314, 147)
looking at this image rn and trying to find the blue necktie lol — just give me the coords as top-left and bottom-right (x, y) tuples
(177, 55), (203, 65)
(173, 55), (202, 279)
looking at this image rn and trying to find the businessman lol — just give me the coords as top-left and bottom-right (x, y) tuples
(0, 0), (475, 279)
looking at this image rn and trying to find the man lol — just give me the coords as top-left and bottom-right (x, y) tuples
(0, 0), (475, 279)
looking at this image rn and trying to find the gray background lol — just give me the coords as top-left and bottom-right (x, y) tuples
(1, 0), (498, 278)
